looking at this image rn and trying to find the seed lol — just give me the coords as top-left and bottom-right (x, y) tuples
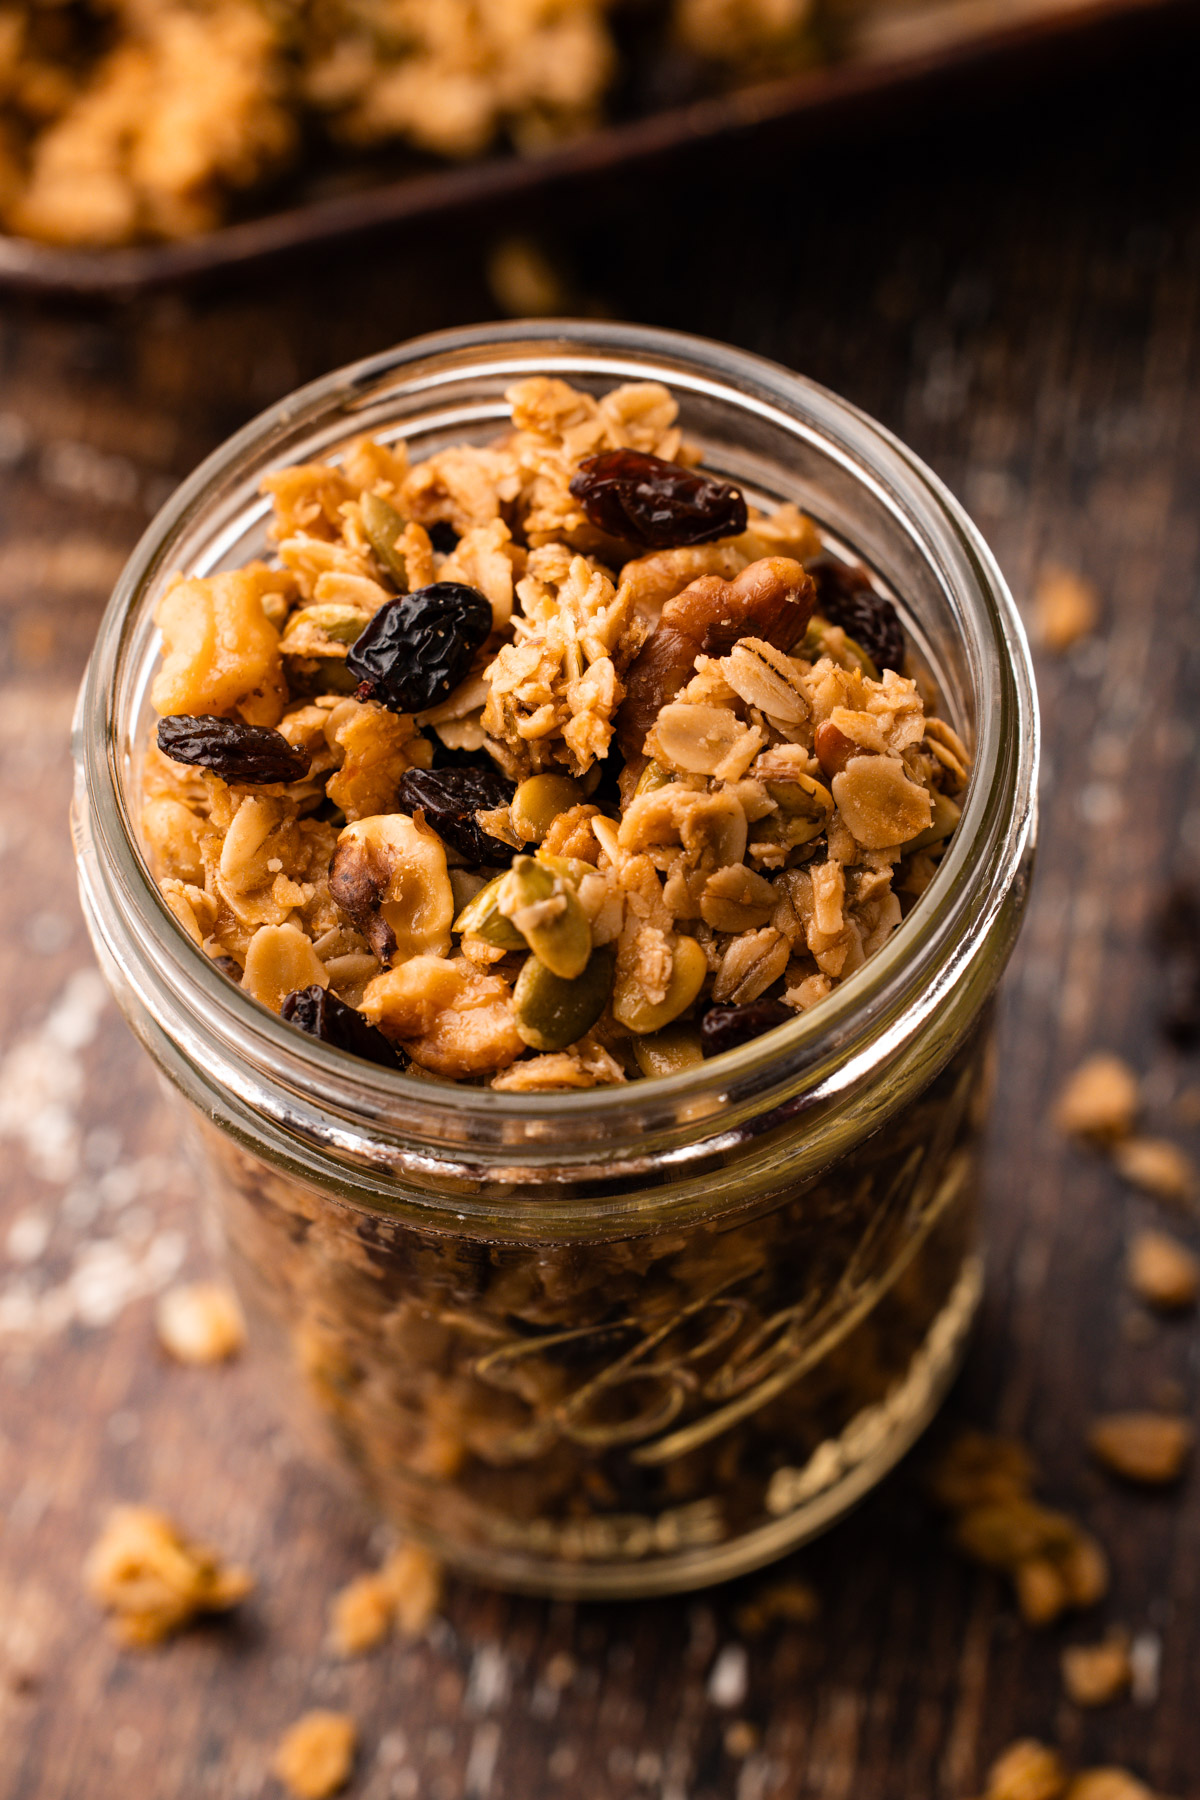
(498, 856), (591, 980)
(634, 759), (673, 797)
(452, 872), (527, 951)
(632, 1024), (705, 1078)
(760, 773), (833, 850)
(514, 946), (615, 1052)
(279, 603), (373, 652)
(613, 934), (707, 1034)
(361, 491), (408, 586)
(510, 773), (586, 845)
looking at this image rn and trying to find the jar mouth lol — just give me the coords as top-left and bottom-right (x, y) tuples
(75, 320), (1038, 1191)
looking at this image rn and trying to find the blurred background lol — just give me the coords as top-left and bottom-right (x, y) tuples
(1, 3), (1200, 1795)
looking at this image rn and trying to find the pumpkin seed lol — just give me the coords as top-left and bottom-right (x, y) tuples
(361, 491), (408, 586)
(760, 772), (834, 849)
(510, 773), (585, 845)
(281, 602), (373, 697)
(613, 934), (708, 1034)
(498, 855), (591, 980)
(906, 790), (962, 852)
(452, 872), (526, 951)
(632, 1023), (705, 1078)
(514, 945), (615, 1052)
(634, 758), (673, 797)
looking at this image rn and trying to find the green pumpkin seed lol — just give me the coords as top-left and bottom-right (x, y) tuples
(632, 1023), (705, 1078)
(906, 790), (962, 852)
(361, 491), (408, 586)
(514, 945), (615, 1053)
(498, 855), (591, 980)
(452, 872), (526, 950)
(802, 616), (879, 680)
(633, 759), (673, 797)
(760, 773), (834, 849)
(510, 773), (585, 845)
(613, 935), (708, 1034)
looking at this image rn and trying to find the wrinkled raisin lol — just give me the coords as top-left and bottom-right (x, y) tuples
(347, 583), (492, 713)
(156, 715), (311, 784)
(701, 998), (793, 1058)
(810, 558), (905, 674)
(281, 985), (403, 1069)
(428, 521), (460, 555)
(569, 449), (747, 549)
(1154, 882), (1200, 1047)
(395, 766), (515, 864)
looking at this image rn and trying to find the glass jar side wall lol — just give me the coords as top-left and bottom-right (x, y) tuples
(201, 1022), (990, 1597)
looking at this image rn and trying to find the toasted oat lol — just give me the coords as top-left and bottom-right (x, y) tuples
(1061, 1633), (1132, 1707)
(1088, 1412), (1192, 1484)
(1033, 567), (1099, 652)
(155, 1279), (245, 1364)
(85, 1505), (252, 1647)
(1126, 1230), (1199, 1311)
(1112, 1137), (1197, 1205)
(1053, 1055), (1140, 1140)
(273, 1710), (357, 1800)
(983, 1739), (1069, 1800)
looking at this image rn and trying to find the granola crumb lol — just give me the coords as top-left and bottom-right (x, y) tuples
(1065, 1773), (1157, 1800)
(84, 1505), (253, 1647)
(155, 1279), (246, 1363)
(723, 1719), (760, 1758)
(931, 1431), (1107, 1626)
(1033, 566), (1099, 652)
(983, 1738), (1069, 1800)
(273, 1710), (357, 1800)
(1061, 1632), (1132, 1707)
(1127, 1229), (1199, 1311)
(487, 236), (571, 318)
(732, 1576), (820, 1636)
(1087, 1412), (1193, 1485)
(328, 1541), (443, 1656)
(1053, 1055), (1139, 1141)
(1112, 1137), (1197, 1205)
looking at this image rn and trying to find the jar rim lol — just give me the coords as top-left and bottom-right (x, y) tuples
(73, 320), (1038, 1215)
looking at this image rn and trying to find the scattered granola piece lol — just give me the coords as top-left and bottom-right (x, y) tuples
(1053, 1055), (1139, 1141)
(1088, 1412), (1193, 1485)
(328, 1541), (443, 1656)
(723, 1719), (761, 1758)
(983, 1738), (1069, 1800)
(1065, 1774), (1156, 1800)
(733, 1576), (820, 1635)
(1126, 1230), (1199, 1312)
(929, 1431), (1035, 1510)
(1032, 566), (1099, 652)
(85, 1506), (253, 1647)
(1061, 1632), (1132, 1707)
(1112, 1138), (1197, 1206)
(155, 1279), (246, 1364)
(273, 1710), (357, 1800)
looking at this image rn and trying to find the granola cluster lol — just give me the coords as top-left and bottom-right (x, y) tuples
(0, 0), (814, 246)
(141, 376), (969, 1089)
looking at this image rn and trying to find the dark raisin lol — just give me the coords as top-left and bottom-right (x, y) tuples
(569, 449), (748, 549)
(346, 582), (492, 714)
(1154, 882), (1200, 1047)
(810, 558), (906, 674)
(395, 765), (516, 864)
(156, 715), (310, 784)
(428, 520), (461, 555)
(211, 954), (243, 982)
(281, 985), (403, 1070)
(700, 999), (793, 1058)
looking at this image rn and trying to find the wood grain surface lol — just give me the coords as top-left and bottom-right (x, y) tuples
(1, 33), (1199, 1800)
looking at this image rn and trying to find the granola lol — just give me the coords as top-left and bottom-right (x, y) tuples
(84, 1504), (253, 1646)
(155, 1278), (246, 1363)
(1087, 1412), (1193, 1485)
(273, 1710), (357, 1800)
(140, 377), (970, 1089)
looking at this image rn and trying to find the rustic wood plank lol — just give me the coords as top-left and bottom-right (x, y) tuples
(1, 35), (1199, 1800)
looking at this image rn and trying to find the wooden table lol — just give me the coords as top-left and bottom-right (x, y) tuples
(2, 28), (1199, 1797)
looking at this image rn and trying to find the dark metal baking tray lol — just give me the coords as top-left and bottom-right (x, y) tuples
(0, 0), (1185, 297)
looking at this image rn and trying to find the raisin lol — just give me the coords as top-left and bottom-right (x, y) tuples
(156, 715), (311, 784)
(347, 583), (492, 714)
(1154, 882), (1200, 1047)
(569, 449), (747, 549)
(395, 766), (516, 864)
(700, 998), (793, 1058)
(281, 985), (403, 1070)
(428, 521), (460, 555)
(810, 558), (905, 674)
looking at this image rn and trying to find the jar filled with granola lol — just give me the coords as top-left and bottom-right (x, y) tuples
(72, 323), (1037, 1596)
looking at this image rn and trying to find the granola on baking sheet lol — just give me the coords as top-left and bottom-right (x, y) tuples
(140, 375), (971, 1087)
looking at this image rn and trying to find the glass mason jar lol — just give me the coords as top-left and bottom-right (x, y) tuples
(72, 322), (1037, 1597)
